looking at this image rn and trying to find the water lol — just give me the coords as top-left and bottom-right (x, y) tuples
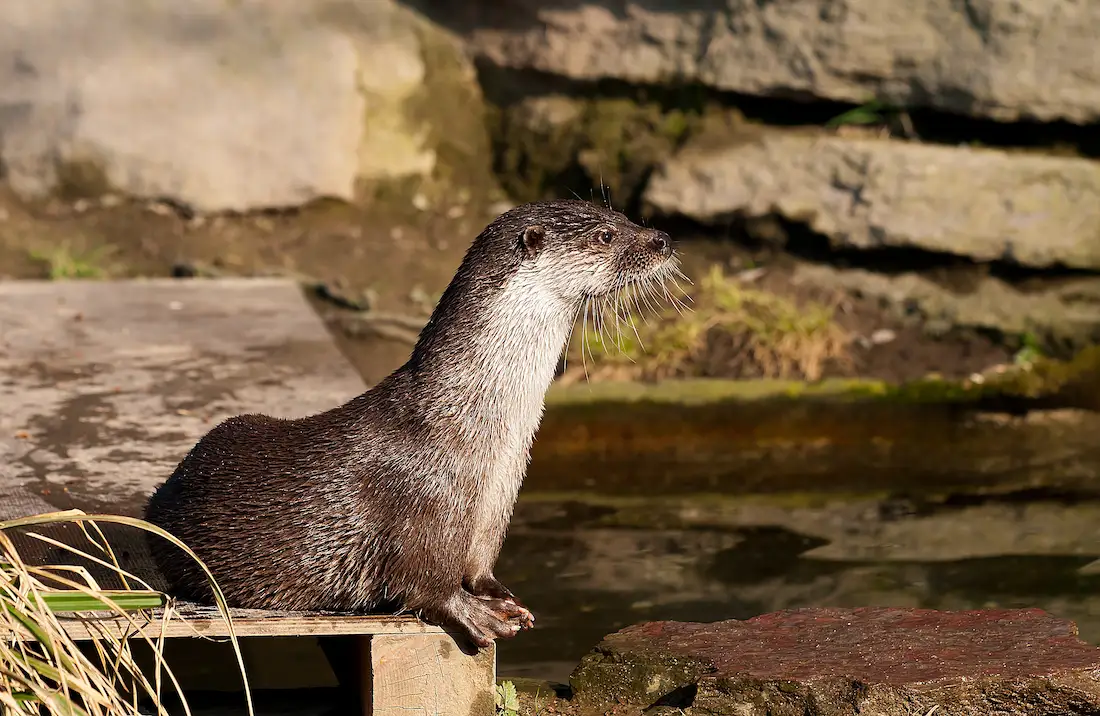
(493, 494), (1100, 684)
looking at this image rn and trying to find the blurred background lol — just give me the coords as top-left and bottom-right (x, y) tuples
(1, 0), (1099, 684)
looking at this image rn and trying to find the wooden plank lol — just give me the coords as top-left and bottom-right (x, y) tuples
(369, 634), (496, 716)
(52, 603), (440, 640)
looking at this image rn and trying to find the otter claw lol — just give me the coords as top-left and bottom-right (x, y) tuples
(469, 583), (534, 627)
(428, 592), (535, 649)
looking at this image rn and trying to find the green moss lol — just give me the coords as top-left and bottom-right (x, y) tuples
(490, 94), (711, 206)
(569, 647), (711, 707)
(54, 159), (113, 200)
(546, 377), (887, 406)
(987, 344), (1100, 397)
(548, 344), (1100, 408)
(406, 19), (497, 197)
(346, 10), (500, 212)
(489, 98), (586, 204)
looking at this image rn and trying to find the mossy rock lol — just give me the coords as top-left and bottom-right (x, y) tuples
(405, 15), (498, 195)
(352, 7), (503, 213)
(570, 642), (712, 707)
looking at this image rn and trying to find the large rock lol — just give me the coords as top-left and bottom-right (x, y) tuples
(423, 0), (1100, 124)
(0, 0), (463, 213)
(645, 132), (1100, 270)
(570, 608), (1100, 715)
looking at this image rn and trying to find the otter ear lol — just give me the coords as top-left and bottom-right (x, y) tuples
(521, 225), (545, 258)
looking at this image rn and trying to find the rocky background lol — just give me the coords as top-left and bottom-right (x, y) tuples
(1, 0), (1099, 386)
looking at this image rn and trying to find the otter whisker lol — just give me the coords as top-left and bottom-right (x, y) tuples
(670, 278), (694, 307)
(603, 294), (618, 349)
(657, 265), (692, 315)
(636, 276), (663, 318)
(605, 292), (634, 361)
(597, 296), (609, 349)
(671, 263), (695, 287)
(629, 283), (650, 326)
(594, 294), (609, 349)
(649, 264), (682, 315)
(660, 281), (686, 317)
(580, 296), (592, 383)
(668, 265), (695, 307)
(611, 289), (627, 354)
(621, 288), (646, 353)
(672, 285), (694, 313)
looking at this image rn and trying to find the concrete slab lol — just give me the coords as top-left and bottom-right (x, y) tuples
(0, 278), (366, 514)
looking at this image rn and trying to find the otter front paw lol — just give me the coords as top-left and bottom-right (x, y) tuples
(427, 591), (534, 649)
(465, 576), (536, 627)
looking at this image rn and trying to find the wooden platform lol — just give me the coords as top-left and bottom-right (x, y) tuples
(55, 604), (442, 641)
(0, 278), (494, 716)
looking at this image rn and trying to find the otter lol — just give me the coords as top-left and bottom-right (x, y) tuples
(144, 199), (677, 647)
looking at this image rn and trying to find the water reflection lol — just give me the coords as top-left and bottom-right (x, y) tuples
(494, 496), (1100, 683)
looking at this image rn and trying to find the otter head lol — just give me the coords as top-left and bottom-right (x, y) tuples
(505, 199), (675, 304)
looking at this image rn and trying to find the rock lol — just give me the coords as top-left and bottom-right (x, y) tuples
(425, 0), (1100, 124)
(793, 263), (1100, 351)
(570, 608), (1100, 715)
(868, 328), (896, 345)
(0, 0), (474, 213)
(645, 132), (1100, 270)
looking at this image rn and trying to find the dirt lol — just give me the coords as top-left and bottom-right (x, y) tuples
(0, 188), (1015, 387)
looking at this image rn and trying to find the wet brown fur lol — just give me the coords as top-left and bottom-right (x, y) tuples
(143, 199), (675, 647)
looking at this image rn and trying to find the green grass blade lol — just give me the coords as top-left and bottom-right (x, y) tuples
(22, 654), (64, 683)
(5, 603), (54, 651)
(40, 591), (165, 613)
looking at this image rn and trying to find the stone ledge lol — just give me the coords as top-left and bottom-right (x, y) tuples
(645, 132), (1100, 271)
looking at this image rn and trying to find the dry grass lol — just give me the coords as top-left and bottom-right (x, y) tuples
(563, 265), (852, 382)
(0, 510), (252, 716)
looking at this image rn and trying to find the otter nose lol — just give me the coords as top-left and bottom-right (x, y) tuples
(649, 230), (672, 257)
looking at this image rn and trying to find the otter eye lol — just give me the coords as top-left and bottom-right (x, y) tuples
(596, 228), (614, 245)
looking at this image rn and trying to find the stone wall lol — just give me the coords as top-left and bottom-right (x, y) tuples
(423, 0), (1100, 123)
(406, 0), (1100, 353)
